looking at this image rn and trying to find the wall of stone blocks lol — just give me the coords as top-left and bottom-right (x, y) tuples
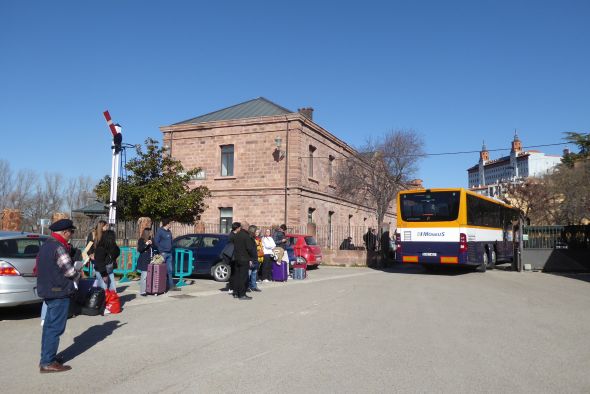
(162, 114), (398, 239)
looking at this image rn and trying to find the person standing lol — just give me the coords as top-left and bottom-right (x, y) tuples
(273, 224), (288, 250)
(363, 228), (377, 251)
(248, 227), (263, 292)
(136, 228), (153, 296)
(232, 222), (257, 300)
(37, 219), (81, 373)
(93, 230), (120, 295)
(154, 218), (177, 291)
(261, 228), (276, 282)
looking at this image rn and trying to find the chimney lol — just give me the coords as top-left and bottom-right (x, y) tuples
(298, 107), (314, 120)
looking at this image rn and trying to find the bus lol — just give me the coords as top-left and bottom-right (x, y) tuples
(395, 188), (520, 272)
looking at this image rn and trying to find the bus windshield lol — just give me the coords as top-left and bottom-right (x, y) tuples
(400, 191), (460, 222)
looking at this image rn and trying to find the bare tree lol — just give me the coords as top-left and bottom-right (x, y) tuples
(500, 177), (558, 225)
(547, 161), (590, 224)
(335, 129), (425, 233)
(64, 175), (96, 213)
(0, 160), (13, 211)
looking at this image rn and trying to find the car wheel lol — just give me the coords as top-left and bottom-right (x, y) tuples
(476, 251), (488, 273)
(212, 262), (230, 282)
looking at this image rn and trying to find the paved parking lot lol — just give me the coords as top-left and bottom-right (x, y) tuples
(1, 265), (589, 393)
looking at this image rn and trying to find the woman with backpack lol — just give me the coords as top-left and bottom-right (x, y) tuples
(136, 228), (153, 296)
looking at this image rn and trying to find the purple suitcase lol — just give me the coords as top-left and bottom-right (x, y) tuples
(147, 263), (167, 294)
(272, 261), (288, 282)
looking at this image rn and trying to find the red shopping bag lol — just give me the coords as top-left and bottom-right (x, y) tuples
(105, 290), (121, 314)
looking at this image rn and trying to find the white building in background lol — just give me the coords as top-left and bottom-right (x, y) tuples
(467, 133), (562, 197)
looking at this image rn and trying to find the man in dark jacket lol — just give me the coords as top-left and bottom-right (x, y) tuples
(231, 222), (257, 300)
(37, 219), (81, 373)
(154, 218), (177, 291)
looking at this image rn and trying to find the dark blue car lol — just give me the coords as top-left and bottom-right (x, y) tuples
(172, 233), (298, 282)
(172, 233), (231, 281)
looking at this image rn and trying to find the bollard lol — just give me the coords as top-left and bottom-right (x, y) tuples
(113, 247), (138, 283)
(174, 248), (194, 287)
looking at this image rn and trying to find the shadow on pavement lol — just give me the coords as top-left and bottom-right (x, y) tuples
(116, 285), (130, 293)
(59, 320), (127, 362)
(119, 294), (136, 307)
(548, 273), (590, 284)
(0, 302), (42, 321)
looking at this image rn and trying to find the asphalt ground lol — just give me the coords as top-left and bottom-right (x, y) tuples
(1, 265), (589, 393)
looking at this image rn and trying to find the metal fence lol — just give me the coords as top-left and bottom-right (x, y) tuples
(523, 225), (590, 249)
(523, 226), (564, 249)
(72, 220), (385, 251)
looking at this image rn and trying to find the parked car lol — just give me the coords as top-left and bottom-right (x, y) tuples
(172, 233), (231, 282)
(0, 231), (47, 307)
(286, 234), (322, 268)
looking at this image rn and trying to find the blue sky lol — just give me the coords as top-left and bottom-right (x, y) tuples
(1, 0), (588, 188)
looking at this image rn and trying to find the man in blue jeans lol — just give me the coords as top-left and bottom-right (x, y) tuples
(37, 219), (81, 373)
(154, 218), (178, 291)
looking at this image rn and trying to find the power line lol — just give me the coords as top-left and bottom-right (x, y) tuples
(297, 142), (571, 160)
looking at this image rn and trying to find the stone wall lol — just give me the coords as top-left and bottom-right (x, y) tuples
(161, 113), (397, 238)
(1, 209), (22, 231)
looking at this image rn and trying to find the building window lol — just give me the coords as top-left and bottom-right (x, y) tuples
(328, 155), (335, 181)
(328, 211), (334, 248)
(219, 208), (233, 233)
(309, 145), (316, 177)
(221, 145), (234, 176)
(308, 208), (315, 224)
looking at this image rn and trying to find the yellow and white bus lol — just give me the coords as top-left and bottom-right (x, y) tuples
(395, 188), (519, 272)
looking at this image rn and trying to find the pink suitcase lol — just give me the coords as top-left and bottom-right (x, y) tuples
(147, 263), (167, 295)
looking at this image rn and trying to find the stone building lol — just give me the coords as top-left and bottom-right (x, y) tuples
(467, 133), (562, 197)
(160, 97), (397, 247)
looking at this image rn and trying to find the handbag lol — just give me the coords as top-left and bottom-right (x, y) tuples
(150, 254), (165, 265)
(105, 289), (121, 314)
(220, 243), (234, 260)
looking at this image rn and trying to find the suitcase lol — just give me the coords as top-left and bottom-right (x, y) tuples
(272, 261), (288, 282)
(293, 266), (306, 280)
(147, 263), (167, 295)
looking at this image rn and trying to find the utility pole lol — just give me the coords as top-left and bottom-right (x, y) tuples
(103, 110), (123, 229)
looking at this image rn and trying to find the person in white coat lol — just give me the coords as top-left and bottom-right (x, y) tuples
(260, 229), (276, 282)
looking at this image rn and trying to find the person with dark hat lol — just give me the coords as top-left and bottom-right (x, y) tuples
(231, 222), (257, 300)
(37, 219), (81, 373)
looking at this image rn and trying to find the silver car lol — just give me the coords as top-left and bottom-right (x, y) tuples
(0, 231), (47, 307)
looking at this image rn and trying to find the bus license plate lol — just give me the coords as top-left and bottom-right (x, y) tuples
(422, 252), (437, 256)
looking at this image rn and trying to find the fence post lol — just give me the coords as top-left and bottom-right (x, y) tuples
(174, 248), (194, 287)
(114, 246), (138, 283)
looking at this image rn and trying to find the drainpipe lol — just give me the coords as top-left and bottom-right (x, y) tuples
(284, 116), (289, 225)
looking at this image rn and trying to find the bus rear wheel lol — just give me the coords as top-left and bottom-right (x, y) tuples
(476, 251), (488, 273)
(489, 249), (496, 270)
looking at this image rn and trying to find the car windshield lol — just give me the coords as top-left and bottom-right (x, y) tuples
(0, 237), (46, 258)
(304, 236), (317, 246)
(401, 191), (460, 222)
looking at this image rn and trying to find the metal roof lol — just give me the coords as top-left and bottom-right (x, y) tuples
(72, 201), (108, 215)
(173, 97), (294, 125)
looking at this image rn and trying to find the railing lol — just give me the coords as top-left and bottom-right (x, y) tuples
(174, 248), (194, 287)
(523, 226), (565, 249)
(113, 247), (138, 282)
